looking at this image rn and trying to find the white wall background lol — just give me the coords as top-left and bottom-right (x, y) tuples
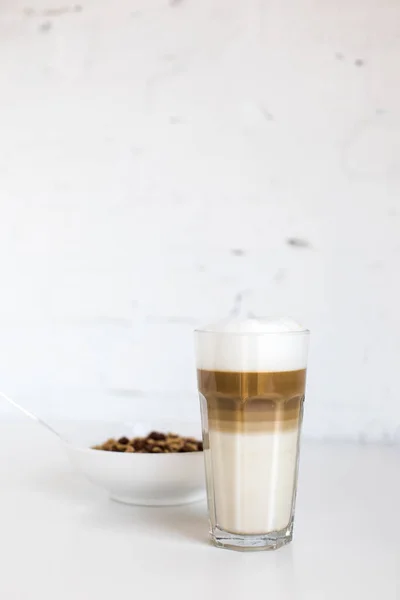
(0, 0), (399, 441)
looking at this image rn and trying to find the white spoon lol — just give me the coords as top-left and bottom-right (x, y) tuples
(0, 391), (64, 442)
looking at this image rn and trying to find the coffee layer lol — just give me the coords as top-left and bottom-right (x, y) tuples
(198, 369), (306, 433)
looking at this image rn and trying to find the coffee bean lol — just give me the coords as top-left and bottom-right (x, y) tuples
(148, 431), (166, 441)
(115, 444), (126, 452)
(132, 438), (145, 451)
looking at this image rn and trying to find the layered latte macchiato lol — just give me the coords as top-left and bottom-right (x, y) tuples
(195, 317), (309, 551)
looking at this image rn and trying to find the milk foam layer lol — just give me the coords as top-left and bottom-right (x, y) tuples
(196, 317), (309, 372)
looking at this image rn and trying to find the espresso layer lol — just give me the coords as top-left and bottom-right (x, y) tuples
(198, 369), (306, 433)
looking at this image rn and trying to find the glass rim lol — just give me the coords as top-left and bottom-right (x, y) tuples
(194, 328), (310, 337)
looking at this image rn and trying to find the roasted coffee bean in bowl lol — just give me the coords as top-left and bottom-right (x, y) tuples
(61, 420), (206, 506)
(92, 431), (203, 454)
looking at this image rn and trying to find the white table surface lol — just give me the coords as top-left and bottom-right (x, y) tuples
(0, 423), (398, 599)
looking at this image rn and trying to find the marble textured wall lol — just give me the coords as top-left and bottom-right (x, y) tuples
(0, 0), (399, 441)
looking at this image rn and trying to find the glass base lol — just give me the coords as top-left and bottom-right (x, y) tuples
(210, 521), (293, 552)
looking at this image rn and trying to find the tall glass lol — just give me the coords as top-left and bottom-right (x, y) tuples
(195, 320), (309, 551)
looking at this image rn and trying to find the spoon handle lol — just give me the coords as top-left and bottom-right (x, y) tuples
(0, 391), (63, 441)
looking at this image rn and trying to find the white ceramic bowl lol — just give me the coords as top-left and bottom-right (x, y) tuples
(61, 420), (206, 506)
